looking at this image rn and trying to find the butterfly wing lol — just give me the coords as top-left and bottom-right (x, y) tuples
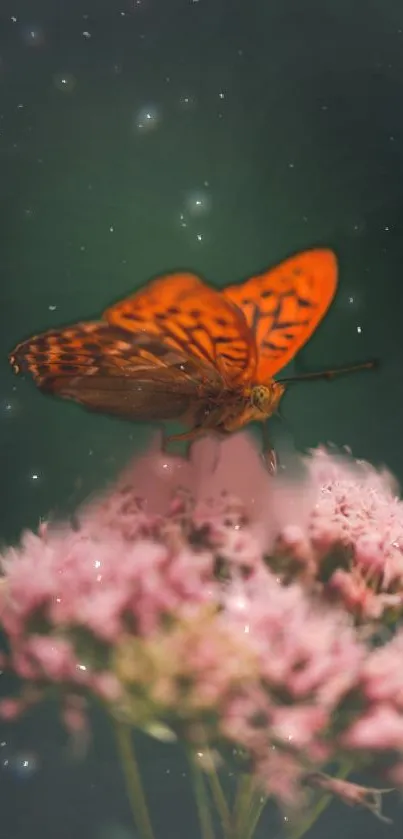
(223, 249), (338, 381)
(104, 271), (257, 385)
(9, 322), (223, 422)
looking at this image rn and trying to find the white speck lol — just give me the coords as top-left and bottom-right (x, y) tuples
(21, 24), (45, 47)
(196, 233), (203, 241)
(348, 296), (354, 304)
(135, 105), (160, 131)
(384, 226), (390, 231)
(53, 73), (77, 93)
(77, 664), (87, 672)
(31, 473), (39, 481)
(179, 94), (195, 109)
(11, 16), (17, 23)
(218, 90), (225, 99)
(357, 325), (362, 334)
(109, 225), (114, 233)
(82, 30), (91, 39)
(185, 188), (211, 217)
(288, 162), (295, 168)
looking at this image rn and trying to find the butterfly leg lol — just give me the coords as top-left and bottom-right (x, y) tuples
(261, 422), (278, 475)
(166, 426), (206, 443)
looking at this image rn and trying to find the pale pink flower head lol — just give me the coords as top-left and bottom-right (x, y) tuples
(3, 432), (403, 813)
(81, 431), (272, 527)
(268, 446), (403, 621)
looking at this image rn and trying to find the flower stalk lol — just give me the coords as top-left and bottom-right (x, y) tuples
(114, 720), (155, 839)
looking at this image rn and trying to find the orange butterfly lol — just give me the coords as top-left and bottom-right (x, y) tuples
(9, 249), (373, 449)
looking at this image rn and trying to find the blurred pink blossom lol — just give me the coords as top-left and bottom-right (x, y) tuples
(1, 433), (403, 812)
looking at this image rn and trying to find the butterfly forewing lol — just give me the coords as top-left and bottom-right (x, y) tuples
(104, 271), (257, 384)
(9, 321), (223, 422)
(223, 249), (338, 381)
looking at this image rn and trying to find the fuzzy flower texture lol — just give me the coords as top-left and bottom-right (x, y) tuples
(1, 432), (403, 816)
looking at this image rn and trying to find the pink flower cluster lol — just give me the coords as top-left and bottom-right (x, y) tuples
(1, 432), (403, 812)
(271, 446), (403, 621)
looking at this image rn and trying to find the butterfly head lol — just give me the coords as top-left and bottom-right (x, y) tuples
(250, 381), (285, 418)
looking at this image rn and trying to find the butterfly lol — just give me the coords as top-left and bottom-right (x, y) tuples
(9, 249), (374, 453)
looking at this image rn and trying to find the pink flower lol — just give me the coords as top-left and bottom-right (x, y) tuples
(3, 433), (403, 811)
(343, 705), (403, 751)
(268, 446), (403, 620)
(83, 431), (271, 523)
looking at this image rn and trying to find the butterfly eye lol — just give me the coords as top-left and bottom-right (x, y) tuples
(251, 385), (271, 412)
(251, 384), (284, 414)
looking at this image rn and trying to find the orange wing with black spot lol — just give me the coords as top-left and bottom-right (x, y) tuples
(104, 272), (257, 385)
(8, 320), (224, 422)
(223, 249), (338, 381)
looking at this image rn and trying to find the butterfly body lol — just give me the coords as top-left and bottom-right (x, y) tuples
(173, 379), (286, 440)
(9, 249), (338, 440)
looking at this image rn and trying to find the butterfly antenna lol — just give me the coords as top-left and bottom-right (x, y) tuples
(277, 359), (378, 385)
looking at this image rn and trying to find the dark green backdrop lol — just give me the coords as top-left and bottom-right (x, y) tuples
(1, 1), (403, 837)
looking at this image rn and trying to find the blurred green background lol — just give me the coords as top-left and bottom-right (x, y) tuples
(1, 0), (403, 836)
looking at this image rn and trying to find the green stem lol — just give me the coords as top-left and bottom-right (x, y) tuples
(286, 760), (354, 839)
(244, 790), (268, 839)
(232, 775), (258, 839)
(205, 763), (233, 839)
(233, 773), (254, 828)
(232, 775), (268, 839)
(113, 719), (156, 839)
(187, 750), (216, 839)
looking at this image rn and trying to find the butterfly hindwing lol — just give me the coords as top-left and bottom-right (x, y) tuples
(9, 321), (223, 422)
